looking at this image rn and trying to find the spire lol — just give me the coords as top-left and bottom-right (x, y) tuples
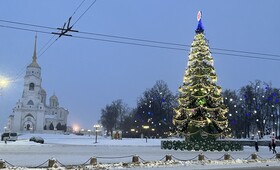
(33, 33), (37, 63)
(195, 11), (204, 34)
(28, 34), (40, 68)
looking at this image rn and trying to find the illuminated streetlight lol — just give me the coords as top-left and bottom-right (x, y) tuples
(0, 78), (9, 88)
(258, 130), (261, 139)
(93, 124), (101, 143)
(72, 124), (80, 133)
(142, 125), (150, 129)
(142, 125), (150, 143)
(0, 76), (10, 96)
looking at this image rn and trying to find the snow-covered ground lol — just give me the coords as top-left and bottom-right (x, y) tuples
(0, 133), (279, 169)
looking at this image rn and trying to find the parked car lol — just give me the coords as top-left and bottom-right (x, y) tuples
(1, 132), (18, 141)
(64, 132), (70, 135)
(29, 136), (44, 144)
(74, 132), (84, 136)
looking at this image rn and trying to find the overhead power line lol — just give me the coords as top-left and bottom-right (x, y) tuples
(38, 37), (59, 59)
(78, 31), (190, 48)
(5, 0), (97, 82)
(71, 0), (87, 18)
(77, 31), (280, 58)
(69, 35), (280, 62)
(0, 18), (279, 59)
(211, 48), (280, 58)
(52, 0), (96, 37)
(11, 36), (59, 82)
(0, 24), (51, 35)
(1, 22), (280, 62)
(72, 35), (187, 51)
(0, 19), (56, 30)
(72, 0), (97, 26)
(211, 52), (280, 62)
(38, 35), (56, 55)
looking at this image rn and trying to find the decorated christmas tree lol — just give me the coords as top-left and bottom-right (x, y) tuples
(173, 11), (230, 142)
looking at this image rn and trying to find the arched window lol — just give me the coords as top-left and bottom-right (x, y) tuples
(56, 122), (62, 130)
(49, 123), (54, 130)
(29, 83), (35, 91)
(25, 114), (34, 119)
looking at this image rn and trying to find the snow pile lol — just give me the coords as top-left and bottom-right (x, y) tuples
(63, 159), (280, 170)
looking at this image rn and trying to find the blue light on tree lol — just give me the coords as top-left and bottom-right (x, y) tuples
(265, 86), (269, 90)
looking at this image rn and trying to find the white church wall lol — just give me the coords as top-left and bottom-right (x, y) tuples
(7, 36), (69, 134)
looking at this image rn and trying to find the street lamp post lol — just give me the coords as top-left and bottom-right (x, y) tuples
(88, 129), (91, 136)
(142, 125), (150, 143)
(93, 124), (101, 143)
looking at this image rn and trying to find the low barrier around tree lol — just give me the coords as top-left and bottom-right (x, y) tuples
(161, 140), (243, 151)
(1, 152), (279, 169)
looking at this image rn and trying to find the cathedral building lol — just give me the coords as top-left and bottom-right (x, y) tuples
(7, 36), (69, 133)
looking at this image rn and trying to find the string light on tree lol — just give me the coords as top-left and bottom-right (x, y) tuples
(173, 11), (230, 143)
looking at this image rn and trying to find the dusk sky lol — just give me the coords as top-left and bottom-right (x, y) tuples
(0, 0), (279, 131)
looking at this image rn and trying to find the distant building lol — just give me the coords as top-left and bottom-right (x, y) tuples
(7, 36), (69, 133)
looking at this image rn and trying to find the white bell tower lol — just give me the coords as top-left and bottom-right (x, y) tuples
(12, 35), (45, 132)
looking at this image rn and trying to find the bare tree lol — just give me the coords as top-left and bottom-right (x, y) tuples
(100, 99), (129, 135)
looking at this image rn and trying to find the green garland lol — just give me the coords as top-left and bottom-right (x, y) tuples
(161, 140), (243, 151)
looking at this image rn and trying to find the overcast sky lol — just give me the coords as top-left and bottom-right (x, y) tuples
(0, 0), (279, 131)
